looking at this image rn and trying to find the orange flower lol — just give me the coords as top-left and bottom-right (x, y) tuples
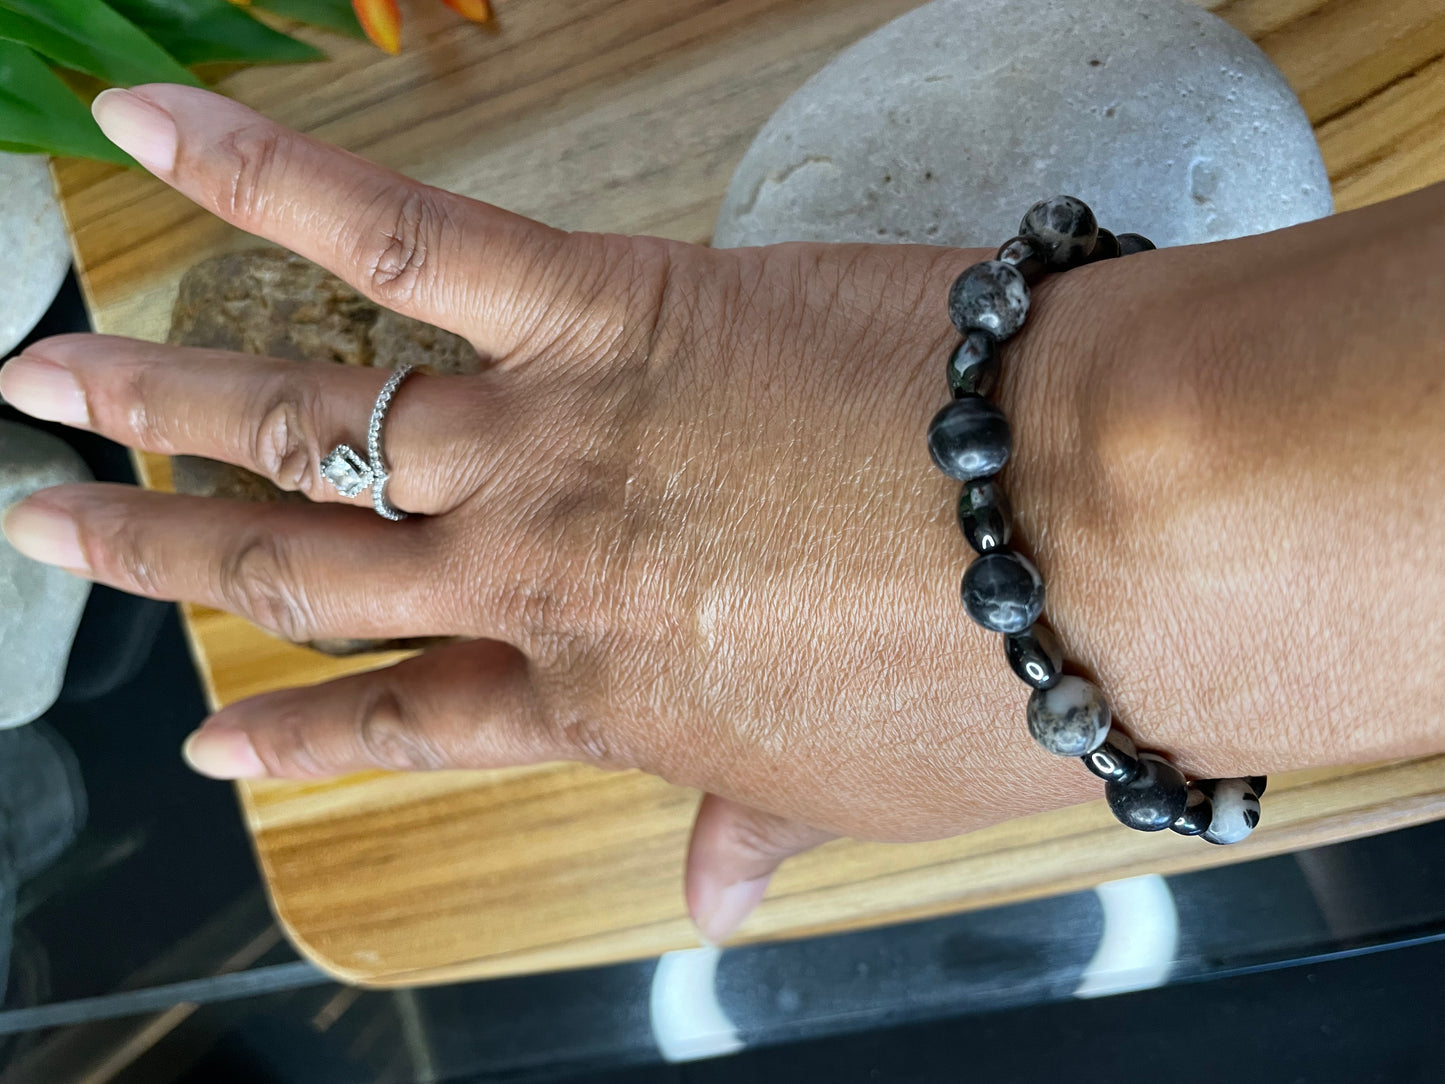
(352, 0), (493, 55)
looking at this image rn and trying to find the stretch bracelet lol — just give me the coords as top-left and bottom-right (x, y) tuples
(928, 195), (1264, 846)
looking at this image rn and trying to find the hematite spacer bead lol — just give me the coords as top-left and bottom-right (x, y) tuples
(947, 260), (1030, 340)
(927, 396), (1011, 482)
(961, 550), (1044, 634)
(1105, 753), (1189, 832)
(996, 235), (1047, 285)
(1020, 196), (1098, 268)
(1004, 622), (1062, 689)
(957, 480), (1012, 554)
(1200, 778), (1262, 845)
(1026, 674), (1111, 757)
(946, 331), (1001, 398)
(1083, 228), (1121, 263)
(1082, 726), (1141, 784)
(1116, 232), (1156, 256)
(1246, 775), (1268, 796)
(1170, 786), (1213, 835)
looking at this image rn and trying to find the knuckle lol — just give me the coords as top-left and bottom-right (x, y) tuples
(355, 689), (447, 771)
(118, 365), (174, 452)
(95, 514), (167, 597)
(216, 123), (289, 226)
(724, 809), (798, 864)
(250, 374), (322, 493)
(250, 709), (337, 779)
(217, 533), (314, 642)
(551, 707), (629, 770)
(356, 186), (446, 306)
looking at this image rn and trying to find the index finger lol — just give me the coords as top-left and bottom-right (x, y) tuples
(92, 84), (567, 358)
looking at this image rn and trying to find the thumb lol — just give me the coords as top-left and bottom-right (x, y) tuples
(684, 793), (835, 946)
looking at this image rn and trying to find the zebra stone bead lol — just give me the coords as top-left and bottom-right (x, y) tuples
(961, 550), (1044, 634)
(1083, 228), (1121, 263)
(1019, 196), (1098, 268)
(947, 260), (1030, 340)
(1105, 753), (1189, 832)
(927, 396), (1011, 482)
(1082, 726), (1141, 784)
(946, 331), (1001, 398)
(1003, 622), (1063, 689)
(1170, 786), (1213, 836)
(957, 480), (1012, 554)
(996, 235), (1047, 284)
(1116, 232), (1157, 256)
(1200, 778), (1262, 845)
(1026, 675), (1110, 757)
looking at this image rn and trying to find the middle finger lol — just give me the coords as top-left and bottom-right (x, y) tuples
(1, 484), (492, 643)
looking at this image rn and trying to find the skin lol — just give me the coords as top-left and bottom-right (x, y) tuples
(3, 85), (1443, 942)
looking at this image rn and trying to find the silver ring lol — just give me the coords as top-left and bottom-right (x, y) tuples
(320, 363), (415, 520)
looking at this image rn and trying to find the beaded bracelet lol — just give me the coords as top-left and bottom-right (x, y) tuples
(928, 195), (1264, 845)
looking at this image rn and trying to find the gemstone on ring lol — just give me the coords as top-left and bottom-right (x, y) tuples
(320, 444), (375, 498)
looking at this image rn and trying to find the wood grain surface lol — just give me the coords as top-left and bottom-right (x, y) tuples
(50, 0), (1445, 986)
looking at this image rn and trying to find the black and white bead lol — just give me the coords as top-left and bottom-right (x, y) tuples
(930, 196), (1263, 844)
(1026, 675), (1111, 758)
(1198, 778), (1262, 845)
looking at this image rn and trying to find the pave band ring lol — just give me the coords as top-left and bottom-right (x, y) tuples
(320, 363), (415, 521)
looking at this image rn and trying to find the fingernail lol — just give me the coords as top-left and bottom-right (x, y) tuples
(2, 498), (88, 572)
(0, 356), (89, 425)
(92, 88), (177, 175)
(694, 875), (771, 946)
(183, 728), (267, 780)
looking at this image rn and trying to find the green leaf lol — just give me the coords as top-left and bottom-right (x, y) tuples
(105, 0), (324, 66)
(0, 0), (201, 87)
(253, 0), (363, 40)
(0, 40), (134, 163)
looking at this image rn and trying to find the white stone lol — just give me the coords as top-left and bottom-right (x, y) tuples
(0, 422), (91, 729)
(713, 0), (1332, 250)
(0, 153), (70, 357)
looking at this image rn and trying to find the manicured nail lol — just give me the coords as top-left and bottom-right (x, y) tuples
(2, 498), (88, 572)
(0, 356), (89, 425)
(183, 728), (267, 780)
(693, 875), (771, 946)
(92, 88), (178, 175)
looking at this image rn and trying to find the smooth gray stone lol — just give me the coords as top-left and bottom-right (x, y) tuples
(714, 0), (1331, 250)
(0, 423), (91, 728)
(0, 153), (70, 358)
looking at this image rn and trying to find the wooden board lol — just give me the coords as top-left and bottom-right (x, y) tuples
(51, 0), (1445, 986)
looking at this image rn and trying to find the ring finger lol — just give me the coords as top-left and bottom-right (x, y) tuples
(1, 334), (520, 515)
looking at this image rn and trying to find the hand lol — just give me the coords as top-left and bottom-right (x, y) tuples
(5, 85), (1443, 942)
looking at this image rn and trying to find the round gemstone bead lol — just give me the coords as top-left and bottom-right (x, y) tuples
(926, 396), (1011, 481)
(1201, 778), (1261, 845)
(1082, 727), (1141, 784)
(957, 480), (1012, 554)
(1026, 674), (1110, 757)
(995, 235), (1046, 284)
(1169, 786), (1213, 835)
(946, 331), (1000, 398)
(1083, 228), (1121, 263)
(1004, 622), (1062, 689)
(947, 260), (1030, 340)
(960, 550), (1043, 634)
(1106, 753), (1189, 832)
(1116, 232), (1157, 256)
(1019, 196), (1098, 268)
